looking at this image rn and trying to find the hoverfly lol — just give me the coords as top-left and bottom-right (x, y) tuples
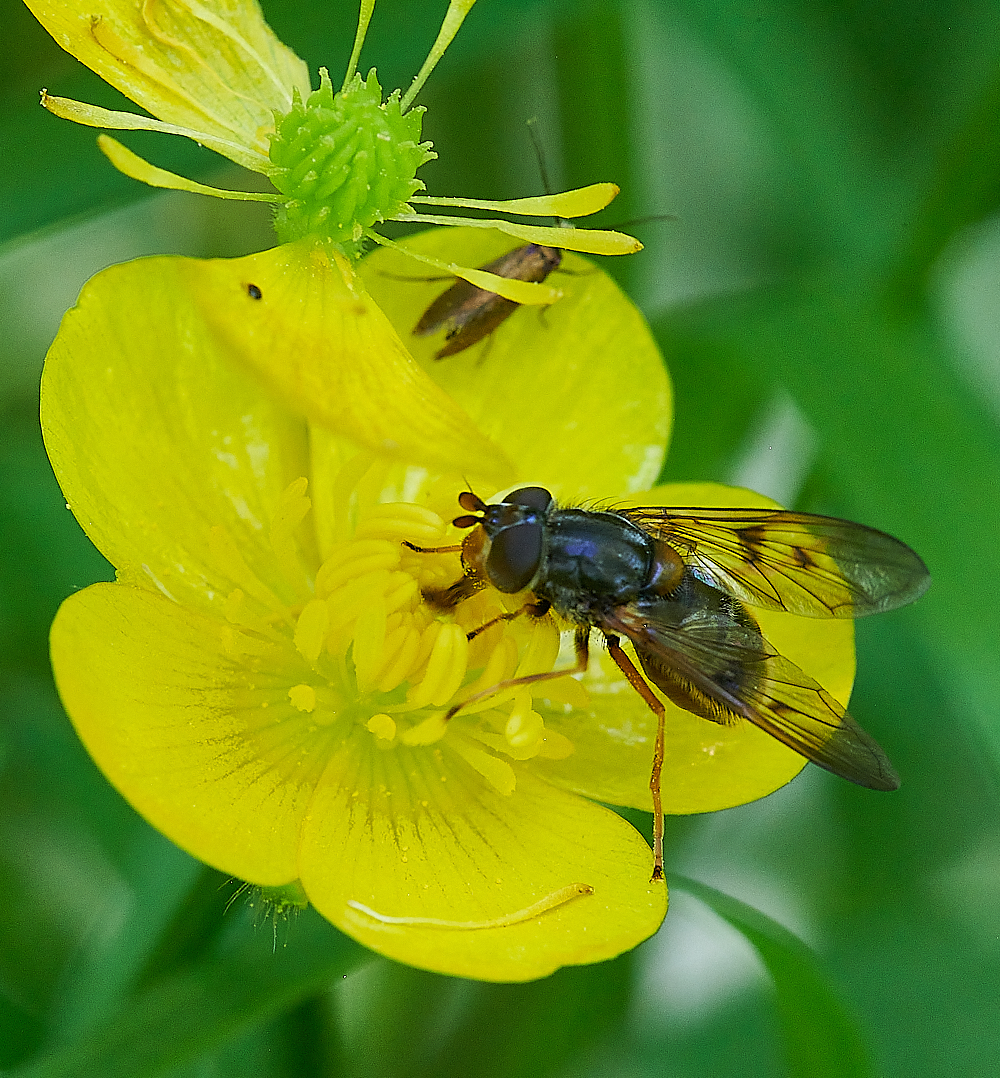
(412, 243), (563, 358)
(411, 486), (930, 881)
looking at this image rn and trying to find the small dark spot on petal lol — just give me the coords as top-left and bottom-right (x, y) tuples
(246, 283), (263, 300)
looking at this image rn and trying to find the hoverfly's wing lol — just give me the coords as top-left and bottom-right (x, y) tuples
(621, 507), (929, 618)
(607, 604), (900, 791)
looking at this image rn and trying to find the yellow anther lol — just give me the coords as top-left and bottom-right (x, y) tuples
(325, 569), (394, 653)
(401, 713), (448, 746)
(464, 635), (518, 699)
(505, 691), (545, 752)
(404, 620), (442, 684)
(315, 539), (400, 597)
(516, 616), (561, 678)
(450, 737), (517, 795)
(288, 684), (317, 712)
(354, 503), (447, 544)
(294, 599), (330, 663)
(367, 713), (397, 741)
(352, 596), (387, 694)
(377, 625), (422, 694)
(406, 623), (468, 709)
(384, 574), (420, 614)
(537, 729), (575, 760)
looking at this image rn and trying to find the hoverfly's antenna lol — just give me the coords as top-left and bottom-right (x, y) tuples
(453, 489), (487, 528)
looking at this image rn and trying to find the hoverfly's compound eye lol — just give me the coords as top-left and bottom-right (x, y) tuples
(504, 486), (553, 512)
(487, 520), (544, 593)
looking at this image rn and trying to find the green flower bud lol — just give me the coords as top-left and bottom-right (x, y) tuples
(269, 68), (436, 251)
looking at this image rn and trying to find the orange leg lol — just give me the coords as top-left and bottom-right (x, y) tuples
(445, 624), (590, 721)
(604, 634), (666, 883)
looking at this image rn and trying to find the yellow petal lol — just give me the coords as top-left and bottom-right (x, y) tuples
(358, 227), (672, 499)
(183, 239), (514, 486)
(27, 0), (311, 167)
(528, 484), (856, 813)
(298, 732), (667, 981)
(409, 182), (620, 218)
(97, 134), (283, 199)
(40, 256), (312, 617)
(51, 584), (326, 884)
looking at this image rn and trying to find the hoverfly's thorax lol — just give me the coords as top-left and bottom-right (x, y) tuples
(538, 510), (654, 616)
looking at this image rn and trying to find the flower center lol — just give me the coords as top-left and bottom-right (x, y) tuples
(268, 69), (435, 251)
(216, 478), (578, 794)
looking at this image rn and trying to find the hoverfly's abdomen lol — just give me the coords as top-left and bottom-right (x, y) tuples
(539, 510), (654, 616)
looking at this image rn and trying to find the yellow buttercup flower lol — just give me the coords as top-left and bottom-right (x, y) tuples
(42, 225), (855, 980)
(27, 0), (647, 480)
(27, 0), (639, 284)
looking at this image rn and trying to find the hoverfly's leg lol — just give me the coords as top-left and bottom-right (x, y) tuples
(401, 539), (481, 611)
(466, 598), (551, 640)
(401, 540), (463, 554)
(603, 633), (667, 884)
(444, 624), (590, 722)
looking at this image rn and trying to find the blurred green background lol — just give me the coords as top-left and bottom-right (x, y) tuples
(3, 0), (1000, 1074)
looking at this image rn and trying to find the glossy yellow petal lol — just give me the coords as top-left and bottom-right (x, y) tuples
(409, 182), (620, 218)
(26, 0), (310, 167)
(528, 484), (855, 813)
(358, 228), (671, 499)
(51, 584), (326, 884)
(299, 733), (666, 981)
(397, 214), (642, 256)
(97, 134), (283, 198)
(183, 240), (514, 486)
(41, 257), (312, 617)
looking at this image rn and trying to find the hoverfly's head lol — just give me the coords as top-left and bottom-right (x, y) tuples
(453, 487), (554, 594)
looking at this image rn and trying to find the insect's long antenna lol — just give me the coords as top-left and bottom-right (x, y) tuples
(526, 118), (571, 229)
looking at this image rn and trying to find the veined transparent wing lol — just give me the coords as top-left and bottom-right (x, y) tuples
(621, 507), (929, 618)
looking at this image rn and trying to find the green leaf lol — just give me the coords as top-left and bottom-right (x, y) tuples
(8, 912), (367, 1078)
(672, 875), (875, 1078)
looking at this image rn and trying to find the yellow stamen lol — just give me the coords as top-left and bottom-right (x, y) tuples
(450, 736), (516, 795)
(366, 713), (397, 741)
(288, 684), (316, 712)
(400, 713), (448, 746)
(294, 599), (330, 664)
(405, 623), (468, 708)
(352, 596), (388, 693)
(505, 691), (545, 752)
(316, 540), (400, 598)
